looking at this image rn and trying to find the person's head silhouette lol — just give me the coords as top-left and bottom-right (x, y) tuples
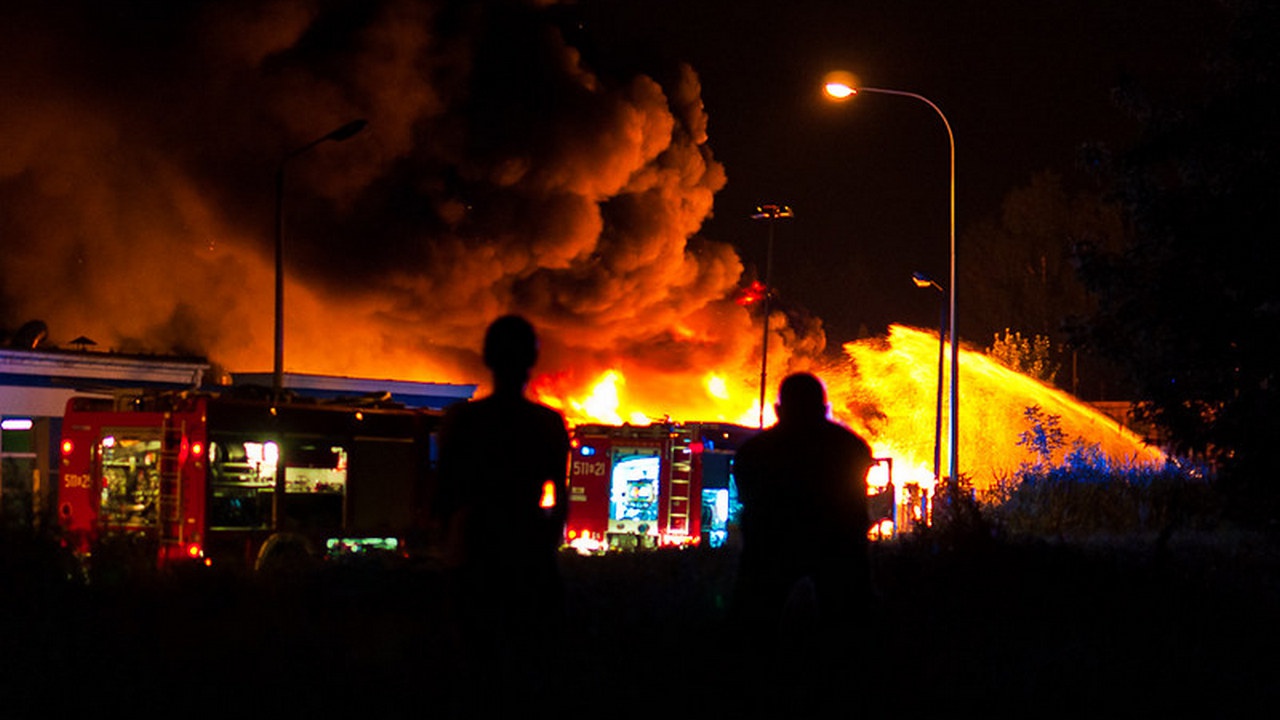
(775, 372), (829, 425)
(483, 314), (539, 393)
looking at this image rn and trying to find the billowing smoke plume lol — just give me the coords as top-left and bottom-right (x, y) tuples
(0, 0), (824, 409)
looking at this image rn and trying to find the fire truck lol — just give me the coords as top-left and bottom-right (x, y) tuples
(565, 422), (757, 553)
(57, 389), (442, 571)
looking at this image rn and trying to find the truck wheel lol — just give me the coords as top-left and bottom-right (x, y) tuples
(254, 532), (317, 575)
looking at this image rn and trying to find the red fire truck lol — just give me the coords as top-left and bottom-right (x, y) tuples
(57, 389), (442, 570)
(565, 422), (757, 553)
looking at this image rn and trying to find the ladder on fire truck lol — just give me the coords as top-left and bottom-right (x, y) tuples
(665, 441), (693, 538)
(157, 418), (185, 554)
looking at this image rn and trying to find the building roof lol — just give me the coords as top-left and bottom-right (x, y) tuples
(230, 372), (476, 411)
(1, 348), (475, 418)
(1, 347), (209, 417)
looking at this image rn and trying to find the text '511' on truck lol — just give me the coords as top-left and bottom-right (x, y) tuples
(57, 390), (443, 572)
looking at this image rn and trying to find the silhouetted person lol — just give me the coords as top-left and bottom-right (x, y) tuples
(435, 315), (570, 716)
(732, 372), (874, 658)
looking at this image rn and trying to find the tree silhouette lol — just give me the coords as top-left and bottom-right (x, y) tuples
(1077, 1), (1280, 517)
(960, 171), (1128, 398)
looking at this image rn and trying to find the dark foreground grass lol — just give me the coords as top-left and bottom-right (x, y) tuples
(3, 529), (1278, 718)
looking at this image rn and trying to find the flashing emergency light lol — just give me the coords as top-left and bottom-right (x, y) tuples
(579, 446), (595, 457)
(539, 480), (557, 509)
(191, 441), (204, 457)
(61, 439), (74, 455)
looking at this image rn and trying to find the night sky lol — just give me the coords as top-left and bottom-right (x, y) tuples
(0, 0), (1231, 396)
(574, 0), (1225, 344)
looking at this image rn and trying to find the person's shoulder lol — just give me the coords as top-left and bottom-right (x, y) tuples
(441, 398), (473, 424)
(521, 398), (569, 437)
(530, 398), (564, 419)
(826, 420), (871, 449)
(736, 427), (778, 455)
(444, 396), (475, 412)
(519, 397), (564, 422)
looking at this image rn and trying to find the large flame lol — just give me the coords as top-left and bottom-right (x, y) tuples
(834, 325), (1164, 491)
(536, 325), (1164, 498)
(532, 362), (776, 429)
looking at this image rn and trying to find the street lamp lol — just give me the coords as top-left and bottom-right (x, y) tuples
(824, 71), (959, 489)
(912, 271), (946, 487)
(750, 203), (793, 429)
(273, 119), (368, 398)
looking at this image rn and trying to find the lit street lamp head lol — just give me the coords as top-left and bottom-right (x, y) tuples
(822, 70), (859, 100)
(751, 203), (794, 220)
(912, 271), (943, 292)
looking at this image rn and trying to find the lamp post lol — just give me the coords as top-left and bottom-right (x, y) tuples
(273, 119), (368, 399)
(824, 73), (959, 489)
(750, 203), (793, 429)
(912, 271), (946, 487)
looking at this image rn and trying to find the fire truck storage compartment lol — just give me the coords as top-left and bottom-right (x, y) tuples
(279, 438), (347, 533)
(97, 427), (163, 532)
(608, 445), (662, 549)
(346, 435), (422, 535)
(208, 435), (276, 530)
(698, 450), (735, 547)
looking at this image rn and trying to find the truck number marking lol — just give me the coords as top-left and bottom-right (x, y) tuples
(572, 460), (608, 477)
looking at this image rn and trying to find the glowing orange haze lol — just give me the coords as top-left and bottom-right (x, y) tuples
(533, 324), (1165, 495)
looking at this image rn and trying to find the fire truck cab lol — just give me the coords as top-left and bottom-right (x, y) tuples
(565, 422), (756, 553)
(58, 390), (441, 571)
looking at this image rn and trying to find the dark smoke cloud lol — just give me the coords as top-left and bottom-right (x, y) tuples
(0, 0), (822, 406)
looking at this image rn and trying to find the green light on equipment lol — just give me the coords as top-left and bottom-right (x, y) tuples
(326, 537), (399, 556)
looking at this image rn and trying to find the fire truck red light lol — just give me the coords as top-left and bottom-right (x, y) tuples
(61, 440), (73, 455)
(191, 442), (203, 457)
(539, 480), (557, 509)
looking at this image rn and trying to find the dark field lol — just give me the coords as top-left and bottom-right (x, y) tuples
(3, 530), (1278, 718)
